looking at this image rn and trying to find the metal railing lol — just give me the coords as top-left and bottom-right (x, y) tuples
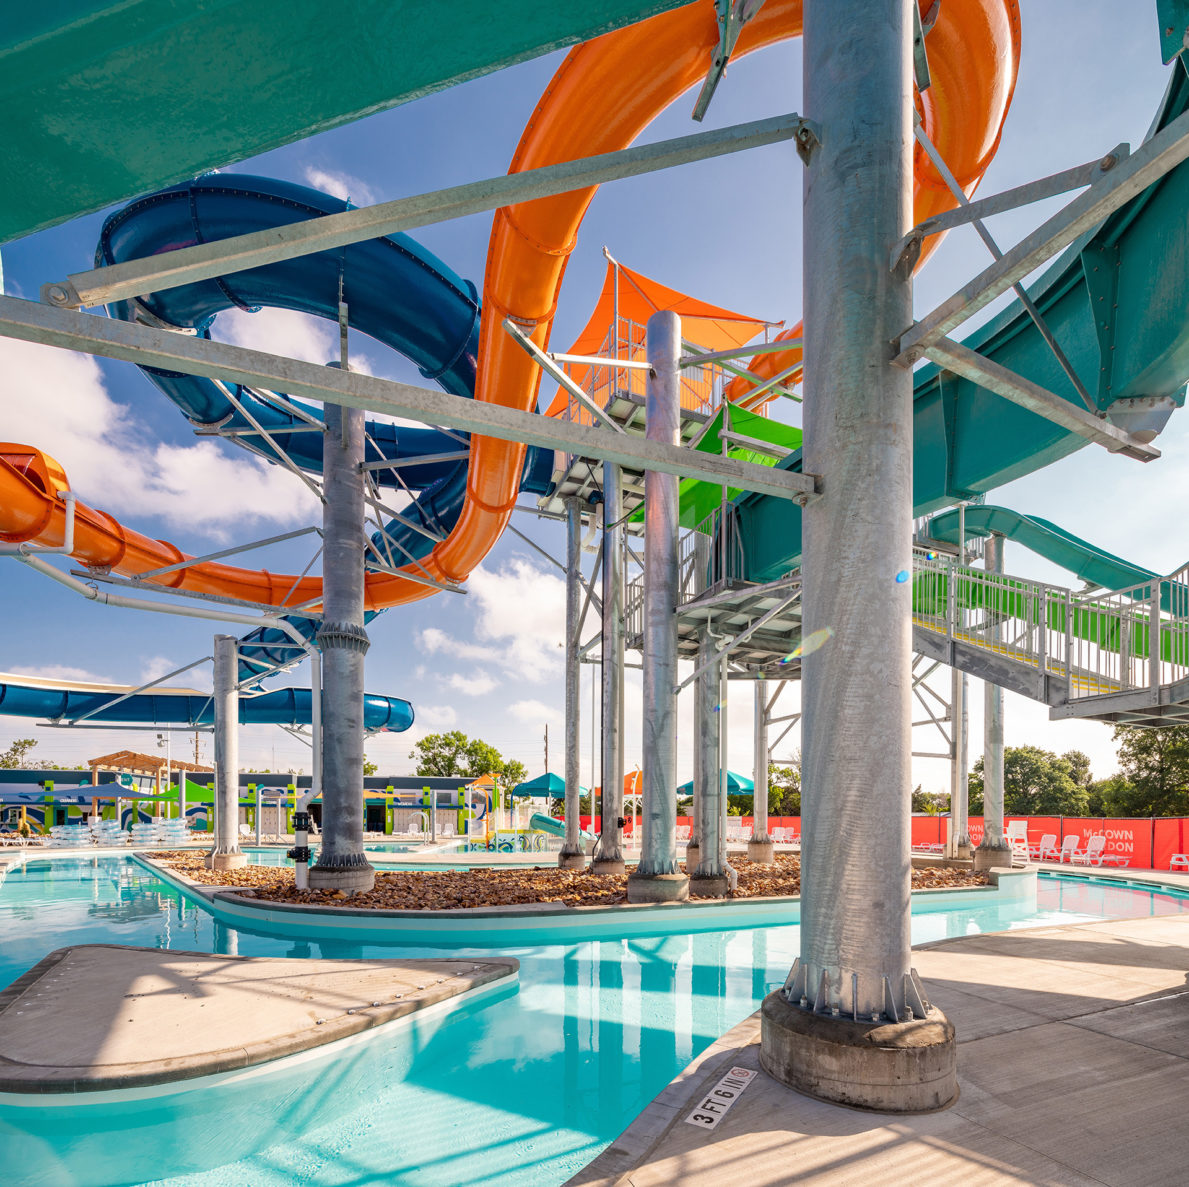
(912, 548), (1189, 703)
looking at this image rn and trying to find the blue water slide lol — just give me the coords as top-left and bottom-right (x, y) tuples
(0, 678), (412, 731)
(96, 175), (554, 675)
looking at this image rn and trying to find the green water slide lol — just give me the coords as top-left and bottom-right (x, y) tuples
(0, 1), (682, 243)
(738, 63), (1189, 585)
(925, 504), (1161, 594)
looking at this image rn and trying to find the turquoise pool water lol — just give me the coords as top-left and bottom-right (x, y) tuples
(1, 856), (1186, 1187)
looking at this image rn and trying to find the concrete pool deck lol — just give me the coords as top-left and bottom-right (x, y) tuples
(569, 911), (1189, 1187)
(0, 944), (516, 1094)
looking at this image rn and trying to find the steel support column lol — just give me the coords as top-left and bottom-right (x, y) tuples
(630, 311), (687, 900)
(762, 0), (956, 1113)
(975, 533), (1011, 870)
(592, 462), (626, 874)
(685, 534), (714, 874)
(948, 666), (971, 859)
(690, 636), (728, 897)
(559, 497), (587, 870)
(206, 633), (245, 871)
(309, 402), (375, 892)
(748, 682), (776, 862)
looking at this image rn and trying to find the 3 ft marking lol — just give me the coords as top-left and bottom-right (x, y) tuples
(683, 1066), (757, 1130)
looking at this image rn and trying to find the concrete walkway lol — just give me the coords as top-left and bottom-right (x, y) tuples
(570, 914), (1189, 1187)
(0, 945), (516, 1093)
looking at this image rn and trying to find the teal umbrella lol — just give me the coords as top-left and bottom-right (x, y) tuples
(513, 772), (565, 798)
(676, 771), (755, 796)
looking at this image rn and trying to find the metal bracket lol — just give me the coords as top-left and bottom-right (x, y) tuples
(794, 120), (822, 166)
(691, 0), (766, 122)
(912, 1), (939, 93)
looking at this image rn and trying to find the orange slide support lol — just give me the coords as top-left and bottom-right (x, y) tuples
(0, 0), (1019, 610)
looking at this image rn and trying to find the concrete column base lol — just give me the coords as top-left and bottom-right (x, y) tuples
(308, 863), (376, 893)
(955, 840), (973, 860)
(626, 871), (689, 902)
(205, 851), (247, 871)
(689, 873), (730, 898)
(759, 990), (957, 1113)
(684, 842), (700, 871)
(973, 842), (1013, 872)
(557, 850), (587, 871)
(590, 857), (626, 876)
(747, 838), (776, 864)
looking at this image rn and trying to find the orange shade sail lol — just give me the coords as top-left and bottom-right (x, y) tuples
(545, 259), (775, 417)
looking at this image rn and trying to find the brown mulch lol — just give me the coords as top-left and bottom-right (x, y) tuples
(151, 851), (988, 911)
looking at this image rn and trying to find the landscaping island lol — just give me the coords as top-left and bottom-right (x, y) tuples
(153, 852), (989, 910)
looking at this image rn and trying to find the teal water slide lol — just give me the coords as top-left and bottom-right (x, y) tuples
(737, 64), (1189, 585)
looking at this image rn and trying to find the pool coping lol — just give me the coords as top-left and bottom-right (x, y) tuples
(0, 943), (518, 1096)
(132, 854), (1030, 942)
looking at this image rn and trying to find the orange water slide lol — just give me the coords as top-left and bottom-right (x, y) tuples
(475, 0), (1021, 465)
(0, 0), (1019, 609)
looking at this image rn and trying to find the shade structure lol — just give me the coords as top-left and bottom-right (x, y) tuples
(676, 770), (755, 796)
(512, 772), (565, 798)
(545, 260), (773, 418)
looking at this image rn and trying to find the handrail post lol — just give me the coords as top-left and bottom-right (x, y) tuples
(1150, 581), (1163, 696)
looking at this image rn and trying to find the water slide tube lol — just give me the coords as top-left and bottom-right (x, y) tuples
(0, 677), (413, 730)
(529, 812), (596, 844)
(925, 505), (1161, 594)
(737, 63), (1189, 585)
(473, 0), (1021, 542)
(0, 176), (556, 648)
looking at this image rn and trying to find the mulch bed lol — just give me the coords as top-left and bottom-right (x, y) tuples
(151, 851), (988, 911)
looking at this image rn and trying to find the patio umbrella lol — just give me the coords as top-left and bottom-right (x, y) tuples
(512, 772), (565, 798)
(676, 770), (755, 796)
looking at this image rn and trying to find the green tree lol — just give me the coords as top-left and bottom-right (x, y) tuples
(410, 731), (526, 806)
(968, 746), (1090, 816)
(911, 785), (948, 815)
(0, 738), (57, 769)
(363, 756), (378, 777)
(767, 756), (801, 816)
(1113, 724), (1189, 815)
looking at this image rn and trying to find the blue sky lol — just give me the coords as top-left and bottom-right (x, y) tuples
(0, 2), (1180, 792)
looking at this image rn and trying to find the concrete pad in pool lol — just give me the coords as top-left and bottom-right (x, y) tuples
(0, 944), (517, 1093)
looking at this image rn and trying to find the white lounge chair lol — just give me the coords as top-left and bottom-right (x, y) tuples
(1057, 835), (1083, 863)
(1071, 835), (1129, 867)
(1037, 833), (1060, 861)
(1171, 854), (1189, 872)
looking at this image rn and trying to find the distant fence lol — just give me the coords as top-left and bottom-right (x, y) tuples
(576, 812), (1189, 870)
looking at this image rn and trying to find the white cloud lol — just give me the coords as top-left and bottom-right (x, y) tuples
(509, 699), (562, 727)
(302, 166), (377, 207)
(416, 705), (458, 729)
(0, 337), (318, 541)
(415, 559), (565, 684)
(447, 672), (499, 696)
(468, 558), (566, 681)
(5, 664), (112, 685)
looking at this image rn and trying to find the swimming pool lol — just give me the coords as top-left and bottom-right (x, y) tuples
(2, 856), (1186, 1187)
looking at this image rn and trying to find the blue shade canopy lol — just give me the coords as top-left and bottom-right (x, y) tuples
(513, 772), (565, 798)
(676, 771), (755, 796)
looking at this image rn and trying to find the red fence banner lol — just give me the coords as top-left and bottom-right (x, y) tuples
(910, 815), (947, 849)
(1153, 818), (1189, 870)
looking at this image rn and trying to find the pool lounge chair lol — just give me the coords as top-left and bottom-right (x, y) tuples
(1037, 834), (1060, 861)
(1057, 835), (1084, 863)
(1071, 835), (1130, 867)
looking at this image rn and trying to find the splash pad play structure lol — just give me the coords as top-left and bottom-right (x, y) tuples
(4, 0), (1189, 1176)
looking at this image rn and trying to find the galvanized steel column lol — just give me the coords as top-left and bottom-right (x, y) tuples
(976, 533), (1011, 869)
(748, 681), (776, 862)
(790, 0), (915, 1018)
(559, 497), (586, 870)
(690, 635), (728, 896)
(686, 534), (714, 872)
(207, 633), (245, 870)
(593, 461), (626, 873)
(630, 311), (688, 900)
(949, 666), (970, 858)
(309, 401), (375, 892)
